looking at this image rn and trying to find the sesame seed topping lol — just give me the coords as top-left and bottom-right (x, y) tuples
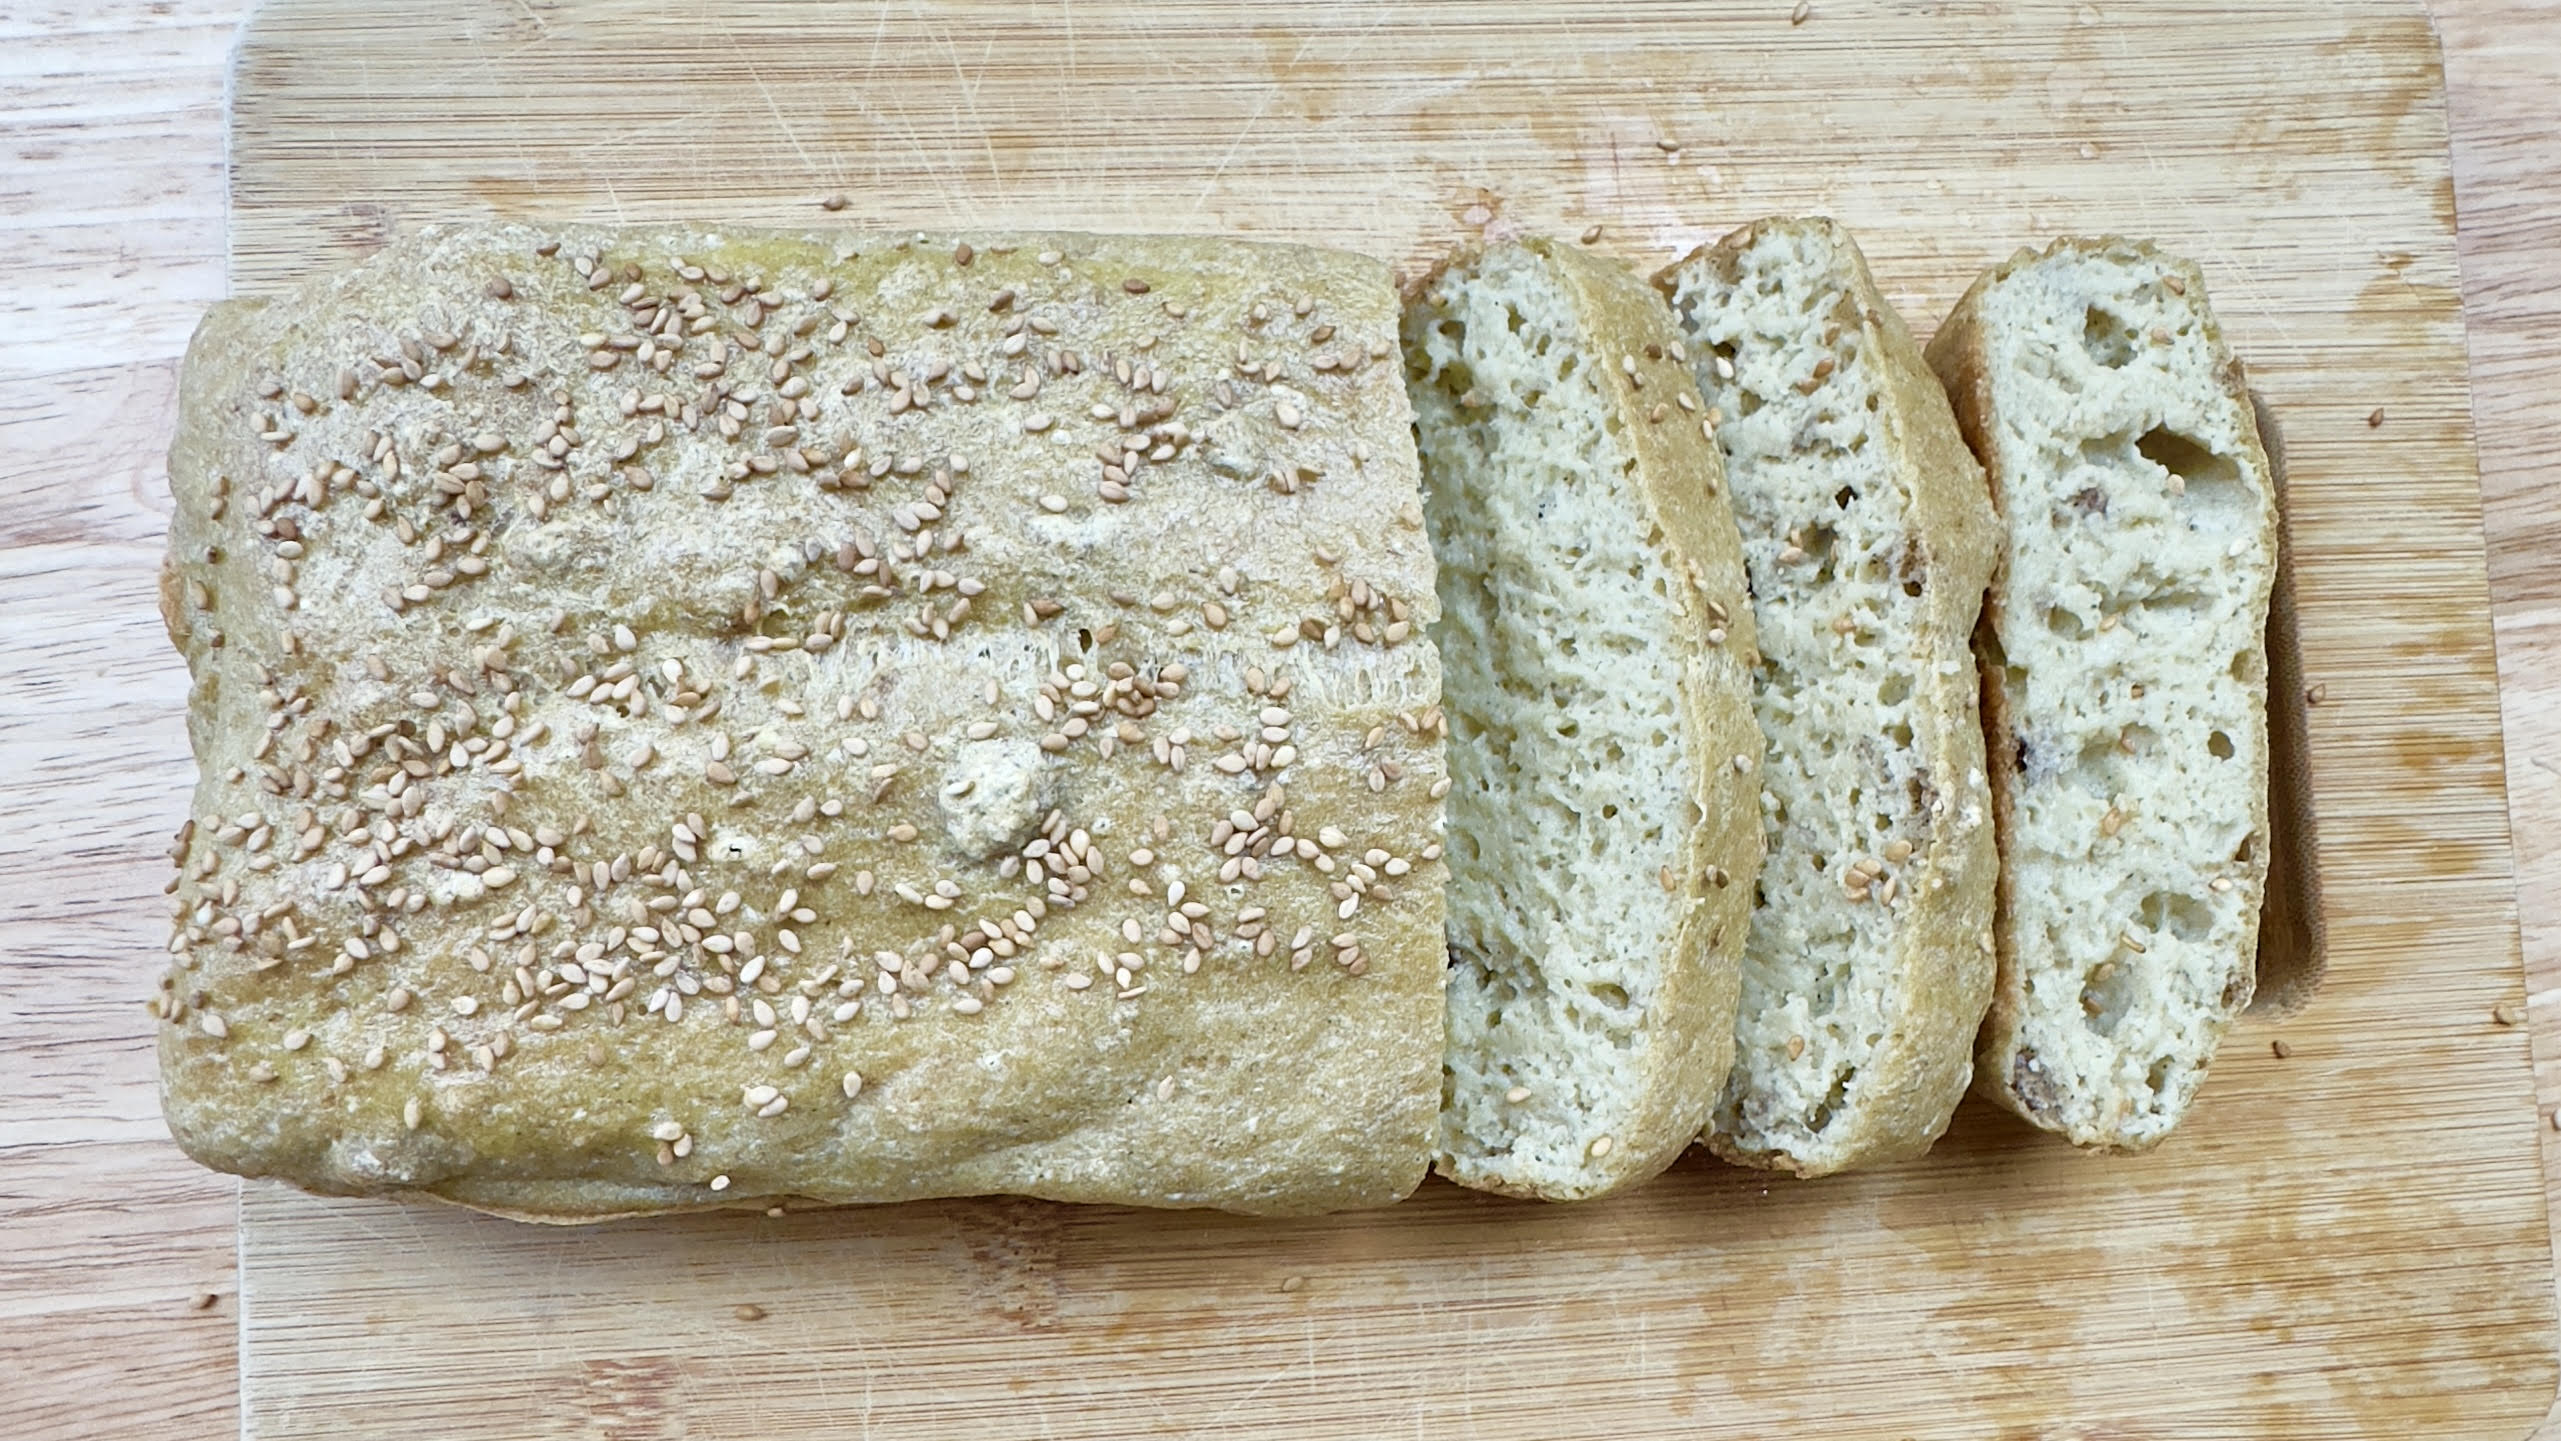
(163, 226), (1442, 1205)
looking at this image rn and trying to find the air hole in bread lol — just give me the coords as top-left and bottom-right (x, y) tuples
(1877, 675), (1911, 707)
(2206, 729), (2235, 760)
(2045, 606), (2087, 640)
(2082, 305), (2138, 367)
(2081, 959), (2136, 1036)
(2074, 735), (2121, 780)
(2137, 426), (2247, 520)
(1806, 1068), (1851, 1134)
(2140, 889), (2217, 943)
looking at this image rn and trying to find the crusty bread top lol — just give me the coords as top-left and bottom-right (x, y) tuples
(155, 224), (1447, 1217)
(1408, 238), (1763, 1200)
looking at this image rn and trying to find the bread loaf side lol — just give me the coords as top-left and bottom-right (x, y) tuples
(1407, 239), (1763, 1200)
(1660, 217), (2000, 1175)
(1926, 238), (2275, 1150)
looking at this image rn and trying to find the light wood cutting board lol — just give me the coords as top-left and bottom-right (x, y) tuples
(220, 1), (2556, 1436)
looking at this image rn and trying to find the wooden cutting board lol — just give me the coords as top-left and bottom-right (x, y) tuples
(224, 1), (2557, 1436)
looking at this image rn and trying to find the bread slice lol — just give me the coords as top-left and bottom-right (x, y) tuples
(1926, 238), (2277, 1150)
(156, 223), (1450, 1218)
(1657, 217), (2001, 1176)
(1404, 238), (1764, 1200)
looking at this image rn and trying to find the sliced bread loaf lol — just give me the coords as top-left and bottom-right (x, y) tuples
(1926, 238), (2277, 1151)
(1658, 217), (2001, 1176)
(1405, 238), (1764, 1200)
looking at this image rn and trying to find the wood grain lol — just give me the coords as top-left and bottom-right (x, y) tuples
(213, 2), (2549, 1437)
(8, 0), (2561, 1435)
(1, 4), (248, 1438)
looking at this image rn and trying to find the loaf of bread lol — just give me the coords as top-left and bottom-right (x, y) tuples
(1658, 217), (2001, 1176)
(1926, 238), (2276, 1150)
(155, 223), (1450, 1218)
(1405, 238), (1764, 1200)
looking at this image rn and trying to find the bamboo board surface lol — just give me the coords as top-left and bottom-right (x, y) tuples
(209, 1), (2555, 1436)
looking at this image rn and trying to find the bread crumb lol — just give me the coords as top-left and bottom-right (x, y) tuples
(190, 1292), (220, 1311)
(2492, 1000), (2525, 1027)
(2366, 407), (2385, 428)
(2269, 1039), (2291, 1059)
(819, 194), (847, 212)
(734, 1303), (767, 1322)
(1279, 1275), (1306, 1293)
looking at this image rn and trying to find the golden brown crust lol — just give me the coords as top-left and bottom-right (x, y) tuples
(1927, 237), (2275, 1150)
(1663, 217), (2000, 1176)
(156, 224), (1446, 1217)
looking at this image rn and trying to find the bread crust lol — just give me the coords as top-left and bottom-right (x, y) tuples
(1926, 237), (2275, 1150)
(1659, 217), (2000, 1176)
(1413, 239), (1763, 1199)
(157, 224), (1447, 1218)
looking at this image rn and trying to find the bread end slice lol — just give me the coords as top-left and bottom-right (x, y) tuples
(1407, 238), (1764, 1199)
(1659, 217), (2001, 1176)
(1927, 237), (2276, 1151)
